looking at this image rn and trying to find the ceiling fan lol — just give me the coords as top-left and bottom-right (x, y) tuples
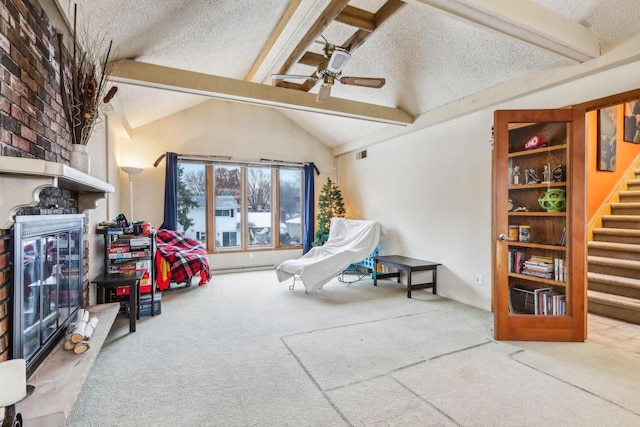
(272, 39), (385, 102)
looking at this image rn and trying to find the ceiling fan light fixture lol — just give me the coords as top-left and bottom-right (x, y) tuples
(327, 49), (351, 74)
(316, 85), (332, 102)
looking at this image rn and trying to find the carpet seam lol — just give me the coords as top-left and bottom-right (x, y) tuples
(280, 336), (353, 426)
(510, 351), (640, 418)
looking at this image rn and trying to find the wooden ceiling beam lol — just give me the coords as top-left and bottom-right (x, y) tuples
(280, 0), (406, 92)
(298, 51), (325, 67)
(375, 0), (407, 27)
(276, 0), (351, 76)
(108, 59), (413, 126)
(407, 0), (599, 62)
(336, 5), (375, 31)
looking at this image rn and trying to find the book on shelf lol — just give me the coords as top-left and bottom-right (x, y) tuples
(533, 287), (553, 314)
(509, 250), (525, 274)
(559, 227), (567, 246)
(554, 258), (566, 282)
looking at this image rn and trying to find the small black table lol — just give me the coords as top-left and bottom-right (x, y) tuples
(374, 255), (441, 298)
(92, 271), (143, 332)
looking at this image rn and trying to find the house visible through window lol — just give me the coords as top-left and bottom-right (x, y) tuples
(176, 161), (303, 252)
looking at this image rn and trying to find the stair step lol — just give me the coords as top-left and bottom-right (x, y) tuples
(602, 214), (640, 229)
(588, 290), (640, 324)
(588, 241), (640, 261)
(588, 271), (640, 299)
(619, 190), (640, 202)
(628, 179), (640, 191)
(611, 202), (640, 215)
(588, 255), (640, 271)
(592, 228), (640, 244)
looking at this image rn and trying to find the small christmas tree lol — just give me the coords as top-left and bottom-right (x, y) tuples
(313, 177), (346, 246)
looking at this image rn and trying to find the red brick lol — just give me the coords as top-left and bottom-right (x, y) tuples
(0, 32), (9, 54)
(0, 301), (6, 319)
(9, 73), (28, 98)
(21, 123), (36, 142)
(21, 70), (37, 92)
(1, 82), (20, 104)
(0, 317), (7, 335)
(11, 134), (30, 151)
(0, 238), (4, 252)
(10, 103), (27, 123)
(0, 252), (7, 269)
(0, 96), (10, 113)
(20, 96), (37, 117)
(0, 271), (5, 286)
(0, 128), (11, 144)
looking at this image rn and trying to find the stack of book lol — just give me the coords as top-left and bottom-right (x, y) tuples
(522, 255), (553, 279)
(534, 287), (566, 315)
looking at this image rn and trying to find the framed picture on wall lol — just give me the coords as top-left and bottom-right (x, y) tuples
(597, 106), (617, 171)
(623, 100), (640, 143)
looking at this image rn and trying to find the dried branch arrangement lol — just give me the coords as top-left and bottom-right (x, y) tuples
(57, 4), (118, 146)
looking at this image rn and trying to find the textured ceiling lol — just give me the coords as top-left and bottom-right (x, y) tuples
(57, 0), (640, 147)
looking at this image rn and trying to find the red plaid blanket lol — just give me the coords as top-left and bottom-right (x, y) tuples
(156, 229), (211, 289)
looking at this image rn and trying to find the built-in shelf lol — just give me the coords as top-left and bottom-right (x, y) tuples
(0, 157), (114, 228)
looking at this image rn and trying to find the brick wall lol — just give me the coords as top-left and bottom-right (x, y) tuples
(0, 0), (87, 362)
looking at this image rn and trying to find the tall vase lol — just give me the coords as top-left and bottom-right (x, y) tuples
(70, 144), (90, 174)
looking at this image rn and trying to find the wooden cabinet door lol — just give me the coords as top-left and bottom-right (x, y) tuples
(492, 109), (586, 341)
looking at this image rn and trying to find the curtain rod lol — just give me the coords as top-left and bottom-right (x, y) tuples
(153, 153), (320, 174)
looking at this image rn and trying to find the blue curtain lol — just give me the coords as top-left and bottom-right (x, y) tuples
(160, 152), (178, 230)
(303, 163), (318, 254)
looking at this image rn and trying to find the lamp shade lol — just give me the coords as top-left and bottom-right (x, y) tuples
(0, 359), (26, 406)
(120, 166), (143, 176)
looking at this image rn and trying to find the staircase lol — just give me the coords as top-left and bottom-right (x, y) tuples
(588, 169), (640, 324)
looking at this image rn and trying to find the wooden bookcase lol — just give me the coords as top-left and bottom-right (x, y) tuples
(492, 109), (587, 341)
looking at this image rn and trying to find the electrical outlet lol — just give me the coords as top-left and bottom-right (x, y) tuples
(476, 274), (483, 285)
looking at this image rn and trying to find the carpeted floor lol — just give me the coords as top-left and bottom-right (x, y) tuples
(66, 270), (640, 426)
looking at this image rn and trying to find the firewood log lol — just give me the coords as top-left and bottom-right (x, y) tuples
(73, 341), (90, 354)
(71, 310), (90, 343)
(63, 322), (76, 350)
(83, 317), (99, 340)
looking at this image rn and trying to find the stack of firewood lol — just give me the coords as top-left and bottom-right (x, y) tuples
(64, 309), (99, 354)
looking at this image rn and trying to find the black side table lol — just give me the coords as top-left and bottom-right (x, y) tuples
(374, 255), (441, 298)
(92, 271), (143, 332)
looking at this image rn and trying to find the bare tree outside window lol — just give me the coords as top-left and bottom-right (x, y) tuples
(247, 167), (271, 212)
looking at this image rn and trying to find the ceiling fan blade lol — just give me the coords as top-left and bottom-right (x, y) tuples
(316, 84), (332, 102)
(340, 77), (385, 89)
(271, 74), (319, 81)
(326, 48), (351, 74)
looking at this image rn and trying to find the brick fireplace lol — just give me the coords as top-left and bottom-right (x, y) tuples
(0, 0), (112, 369)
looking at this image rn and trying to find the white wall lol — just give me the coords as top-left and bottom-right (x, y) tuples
(337, 60), (640, 312)
(86, 117), (123, 303)
(115, 99), (334, 270)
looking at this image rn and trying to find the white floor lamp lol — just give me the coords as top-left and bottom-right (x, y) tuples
(121, 166), (143, 222)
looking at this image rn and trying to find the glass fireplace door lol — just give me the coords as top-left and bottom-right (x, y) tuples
(13, 214), (84, 375)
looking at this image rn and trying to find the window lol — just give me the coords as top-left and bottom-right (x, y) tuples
(279, 169), (302, 247)
(176, 160), (304, 252)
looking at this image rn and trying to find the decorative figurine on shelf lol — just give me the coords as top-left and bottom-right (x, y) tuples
(553, 164), (565, 182)
(538, 188), (566, 212)
(513, 206), (529, 212)
(525, 167), (541, 184)
(512, 165), (520, 185)
(542, 165), (551, 182)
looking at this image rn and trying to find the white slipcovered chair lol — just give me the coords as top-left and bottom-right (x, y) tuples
(276, 218), (380, 293)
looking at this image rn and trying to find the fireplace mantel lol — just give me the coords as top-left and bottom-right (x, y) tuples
(0, 157), (114, 228)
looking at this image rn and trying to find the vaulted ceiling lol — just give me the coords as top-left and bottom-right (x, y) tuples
(51, 0), (640, 152)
